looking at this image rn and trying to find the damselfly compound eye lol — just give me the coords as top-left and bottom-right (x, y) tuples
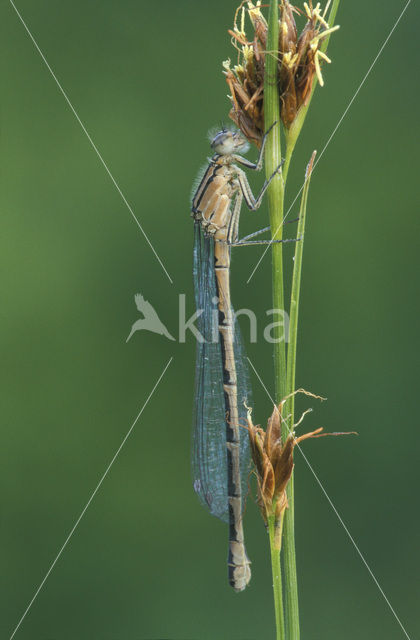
(210, 129), (250, 155)
(233, 131), (250, 154)
(210, 130), (235, 155)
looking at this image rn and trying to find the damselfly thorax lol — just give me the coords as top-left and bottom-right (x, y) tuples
(192, 157), (239, 241)
(192, 125), (281, 246)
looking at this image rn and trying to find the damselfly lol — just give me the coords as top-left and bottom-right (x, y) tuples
(191, 124), (287, 592)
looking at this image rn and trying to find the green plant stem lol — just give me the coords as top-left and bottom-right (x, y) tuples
(264, 3), (286, 638)
(282, 136), (297, 184)
(282, 476), (298, 640)
(265, 0), (286, 404)
(286, 154), (315, 422)
(283, 154), (316, 640)
(280, 5), (340, 636)
(265, 3), (340, 638)
(268, 514), (285, 640)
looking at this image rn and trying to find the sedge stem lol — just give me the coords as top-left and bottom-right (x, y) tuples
(265, 0), (286, 404)
(264, 2), (286, 637)
(268, 514), (285, 640)
(283, 153), (316, 640)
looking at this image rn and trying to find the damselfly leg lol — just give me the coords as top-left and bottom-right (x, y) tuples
(230, 237), (301, 246)
(236, 217), (300, 243)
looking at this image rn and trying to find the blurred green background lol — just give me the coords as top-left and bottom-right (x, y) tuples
(1, 1), (419, 638)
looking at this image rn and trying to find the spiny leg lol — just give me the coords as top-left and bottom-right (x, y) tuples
(230, 237), (301, 247)
(239, 226), (271, 241)
(236, 160), (284, 211)
(235, 218), (300, 243)
(227, 190), (243, 245)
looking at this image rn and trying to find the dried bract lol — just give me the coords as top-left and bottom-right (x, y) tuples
(224, 2), (267, 146)
(247, 390), (355, 525)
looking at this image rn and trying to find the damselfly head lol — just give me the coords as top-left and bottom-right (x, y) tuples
(210, 129), (249, 155)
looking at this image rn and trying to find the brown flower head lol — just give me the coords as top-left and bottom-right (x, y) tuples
(281, 1), (340, 126)
(223, 1), (339, 140)
(224, 2), (268, 146)
(246, 390), (356, 526)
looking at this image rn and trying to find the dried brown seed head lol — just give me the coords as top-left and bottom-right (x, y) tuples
(224, 1), (339, 135)
(246, 390), (355, 523)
